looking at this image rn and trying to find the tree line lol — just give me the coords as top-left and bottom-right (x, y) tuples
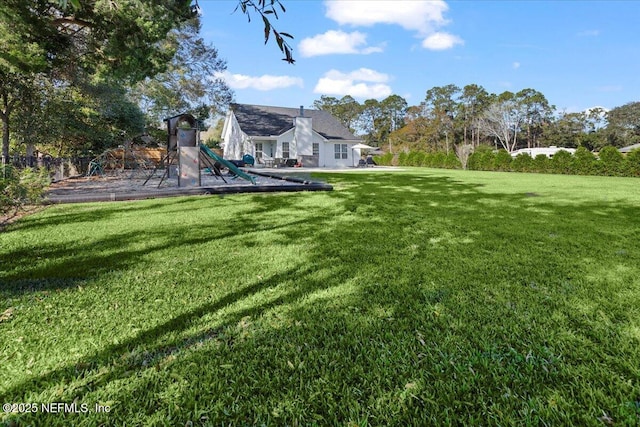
(2, 0), (637, 165)
(313, 87), (640, 155)
(0, 0), (291, 163)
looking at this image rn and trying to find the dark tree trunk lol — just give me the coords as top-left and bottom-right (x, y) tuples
(1, 113), (9, 164)
(1, 89), (13, 165)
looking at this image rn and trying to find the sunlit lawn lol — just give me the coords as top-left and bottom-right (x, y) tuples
(1, 169), (639, 426)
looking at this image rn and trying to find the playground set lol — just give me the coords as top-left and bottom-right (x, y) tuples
(85, 142), (161, 179)
(87, 113), (256, 187)
(46, 112), (332, 204)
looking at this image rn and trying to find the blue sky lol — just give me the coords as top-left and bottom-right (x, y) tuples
(199, 0), (639, 113)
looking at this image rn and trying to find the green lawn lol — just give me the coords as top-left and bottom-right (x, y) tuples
(1, 169), (639, 426)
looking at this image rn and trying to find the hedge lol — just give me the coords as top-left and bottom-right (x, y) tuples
(374, 151), (461, 169)
(466, 147), (640, 177)
(1, 165), (51, 215)
(374, 147), (640, 177)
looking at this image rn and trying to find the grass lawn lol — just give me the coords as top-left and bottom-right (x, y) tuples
(1, 168), (639, 426)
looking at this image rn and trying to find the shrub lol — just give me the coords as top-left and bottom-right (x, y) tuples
(403, 152), (415, 166)
(532, 154), (550, 173)
(624, 148), (640, 177)
(422, 152), (437, 168)
(466, 154), (478, 170)
(373, 145), (640, 178)
(493, 149), (512, 171)
(0, 165), (50, 214)
(550, 150), (573, 174)
(418, 152), (429, 167)
(397, 151), (408, 166)
(405, 151), (425, 166)
(444, 152), (461, 169)
(468, 145), (495, 171)
(431, 151), (447, 168)
(0, 166), (17, 213)
(373, 152), (394, 166)
(598, 146), (625, 176)
(390, 150), (462, 168)
(511, 153), (533, 173)
(572, 147), (597, 175)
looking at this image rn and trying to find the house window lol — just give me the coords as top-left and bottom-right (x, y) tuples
(255, 142), (263, 159)
(334, 144), (347, 159)
(282, 142), (290, 158)
(312, 142), (319, 156)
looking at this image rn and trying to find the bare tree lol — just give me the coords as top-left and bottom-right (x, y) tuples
(476, 100), (524, 152)
(454, 143), (473, 169)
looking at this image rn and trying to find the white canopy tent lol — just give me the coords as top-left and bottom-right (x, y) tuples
(351, 143), (376, 166)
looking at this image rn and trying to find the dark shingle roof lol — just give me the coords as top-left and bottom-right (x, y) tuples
(231, 104), (360, 141)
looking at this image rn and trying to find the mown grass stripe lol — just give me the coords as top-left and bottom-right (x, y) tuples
(1, 169), (639, 425)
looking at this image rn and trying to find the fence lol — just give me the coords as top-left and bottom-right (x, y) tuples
(2, 155), (92, 180)
(2, 147), (167, 180)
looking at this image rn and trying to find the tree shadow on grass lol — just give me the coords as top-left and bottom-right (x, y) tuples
(2, 171), (640, 425)
(0, 190), (316, 295)
(0, 262), (310, 392)
(0, 219), (317, 296)
(2, 196), (256, 235)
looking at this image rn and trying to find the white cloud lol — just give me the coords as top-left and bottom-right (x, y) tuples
(324, 0), (463, 51)
(325, 0), (448, 32)
(214, 72), (303, 91)
(314, 68), (392, 99)
(421, 32), (463, 50)
(299, 30), (384, 57)
(330, 68), (389, 83)
(584, 106), (609, 115)
(512, 61), (521, 69)
(361, 44), (386, 54)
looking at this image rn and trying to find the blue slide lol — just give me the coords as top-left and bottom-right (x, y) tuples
(200, 145), (256, 185)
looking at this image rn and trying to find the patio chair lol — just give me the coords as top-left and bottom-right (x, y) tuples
(242, 154), (255, 167)
(258, 152), (275, 168)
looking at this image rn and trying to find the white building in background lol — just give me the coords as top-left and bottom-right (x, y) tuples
(619, 143), (640, 154)
(221, 104), (362, 168)
(510, 146), (576, 158)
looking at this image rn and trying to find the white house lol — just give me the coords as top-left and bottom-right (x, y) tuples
(221, 104), (362, 168)
(510, 146), (576, 158)
(619, 143), (640, 154)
